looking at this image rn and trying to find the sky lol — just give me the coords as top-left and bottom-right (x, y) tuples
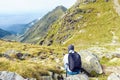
(0, 0), (76, 14)
(0, 0), (76, 28)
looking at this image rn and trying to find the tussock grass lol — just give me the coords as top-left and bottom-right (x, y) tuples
(0, 40), (65, 79)
(0, 58), (47, 79)
(0, 57), (64, 79)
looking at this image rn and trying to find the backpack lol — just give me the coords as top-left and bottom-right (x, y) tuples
(68, 52), (81, 72)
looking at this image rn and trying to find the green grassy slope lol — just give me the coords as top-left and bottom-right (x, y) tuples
(41, 0), (120, 47)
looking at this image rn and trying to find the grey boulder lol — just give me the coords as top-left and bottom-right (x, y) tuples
(66, 74), (89, 80)
(79, 50), (103, 75)
(0, 71), (24, 80)
(108, 72), (120, 80)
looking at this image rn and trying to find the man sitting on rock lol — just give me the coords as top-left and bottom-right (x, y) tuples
(63, 45), (82, 77)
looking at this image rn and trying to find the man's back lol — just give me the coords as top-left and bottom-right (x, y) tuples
(68, 52), (81, 72)
(63, 45), (81, 76)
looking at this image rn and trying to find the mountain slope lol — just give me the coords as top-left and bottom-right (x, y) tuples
(40, 0), (120, 46)
(0, 28), (11, 38)
(21, 19), (40, 34)
(20, 6), (67, 43)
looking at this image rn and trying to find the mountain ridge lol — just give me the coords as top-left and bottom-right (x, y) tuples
(20, 6), (67, 43)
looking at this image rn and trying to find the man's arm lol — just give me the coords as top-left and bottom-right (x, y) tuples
(63, 54), (68, 70)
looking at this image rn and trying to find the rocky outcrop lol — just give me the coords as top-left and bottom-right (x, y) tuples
(76, 0), (96, 3)
(0, 71), (36, 80)
(105, 0), (109, 2)
(4, 50), (31, 60)
(3, 50), (19, 60)
(0, 71), (25, 80)
(100, 52), (120, 59)
(39, 76), (52, 80)
(79, 50), (103, 76)
(108, 72), (120, 80)
(66, 74), (89, 80)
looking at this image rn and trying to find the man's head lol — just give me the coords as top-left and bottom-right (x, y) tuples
(68, 44), (74, 52)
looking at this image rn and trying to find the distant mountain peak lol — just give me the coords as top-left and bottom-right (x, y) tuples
(55, 5), (67, 11)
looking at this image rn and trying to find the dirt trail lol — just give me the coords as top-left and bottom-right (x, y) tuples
(114, 0), (120, 15)
(103, 66), (120, 74)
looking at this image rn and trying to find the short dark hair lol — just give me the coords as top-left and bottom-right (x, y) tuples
(68, 44), (74, 51)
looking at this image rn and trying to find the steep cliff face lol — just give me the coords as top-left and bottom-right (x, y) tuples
(20, 6), (67, 43)
(40, 0), (120, 46)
